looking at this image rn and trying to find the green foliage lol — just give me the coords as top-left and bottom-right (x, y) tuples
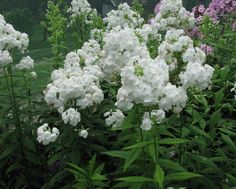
(43, 0), (67, 65)
(66, 154), (108, 189)
(132, 0), (144, 16)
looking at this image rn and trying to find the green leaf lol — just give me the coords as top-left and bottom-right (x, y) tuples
(215, 89), (224, 106)
(66, 163), (87, 176)
(154, 164), (164, 189)
(117, 176), (154, 183)
(157, 159), (185, 171)
(91, 174), (107, 181)
(189, 126), (212, 140)
(187, 153), (218, 169)
(157, 138), (190, 145)
(221, 133), (236, 153)
(165, 172), (201, 181)
(102, 151), (127, 159)
(226, 174), (236, 185)
(123, 141), (153, 150)
(209, 110), (221, 129)
(124, 149), (141, 171)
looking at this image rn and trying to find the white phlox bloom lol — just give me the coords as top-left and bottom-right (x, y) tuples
(0, 14), (29, 52)
(37, 123), (59, 145)
(116, 56), (169, 111)
(44, 51), (104, 112)
(77, 39), (104, 66)
(16, 56), (34, 70)
(158, 29), (193, 70)
(0, 14), (30, 67)
(182, 47), (206, 64)
(79, 129), (88, 138)
(159, 83), (188, 113)
(140, 112), (153, 131)
(104, 109), (125, 128)
(135, 24), (161, 44)
(101, 26), (149, 79)
(0, 50), (12, 66)
(157, 28), (214, 90)
(29, 71), (37, 79)
(68, 0), (94, 17)
(62, 108), (81, 126)
(154, 0), (195, 31)
(104, 3), (144, 30)
(151, 109), (166, 123)
(180, 62), (214, 90)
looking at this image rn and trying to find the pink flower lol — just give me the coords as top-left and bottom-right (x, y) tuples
(200, 44), (214, 55)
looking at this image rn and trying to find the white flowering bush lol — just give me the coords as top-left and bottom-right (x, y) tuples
(1, 0), (236, 188)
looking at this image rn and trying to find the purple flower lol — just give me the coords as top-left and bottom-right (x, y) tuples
(198, 5), (205, 13)
(188, 27), (203, 39)
(200, 44), (214, 55)
(154, 2), (161, 15)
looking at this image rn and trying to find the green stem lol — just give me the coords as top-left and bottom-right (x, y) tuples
(137, 106), (148, 178)
(9, 66), (26, 161)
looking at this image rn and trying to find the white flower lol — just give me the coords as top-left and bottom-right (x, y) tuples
(37, 124), (59, 145)
(104, 109), (125, 128)
(140, 112), (152, 131)
(116, 56), (169, 110)
(101, 27), (148, 79)
(61, 108), (81, 126)
(79, 129), (88, 138)
(77, 39), (104, 66)
(104, 3), (144, 30)
(153, 0), (195, 31)
(16, 56), (34, 70)
(29, 71), (37, 79)
(68, 0), (94, 17)
(0, 50), (12, 66)
(180, 62), (214, 90)
(151, 109), (165, 123)
(44, 52), (104, 111)
(159, 83), (188, 113)
(0, 14), (29, 52)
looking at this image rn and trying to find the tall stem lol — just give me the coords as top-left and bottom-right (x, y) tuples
(9, 66), (26, 161)
(137, 106), (147, 175)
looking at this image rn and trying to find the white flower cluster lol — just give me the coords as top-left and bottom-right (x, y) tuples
(79, 129), (88, 138)
(159, 83), (187, 113)
(44, 51), (104, 111)
(37, 124), (59, 145)
(15, 56), (34, 70)
(116, 56), (169, 111)
(0, 50), (12, 66)
(0, 14), (32, 67)
(154, 0), (195, 31)
(158, 29), (214, 90)
(62, 108), (81, 126)
(135, 23), (161, 44)
(44, 0), (215, 135)
(180, 62), (214, 90)
(104, 3), (144, 30)
(101, 27), (148, 79)
(104, 109), (125, 128)
(140, 112), (152, 131)
(68, 0), (94, 17)
(140, 109), (166, 130)
(77, 39), (104, 66)
(151, 109), (166, 123)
